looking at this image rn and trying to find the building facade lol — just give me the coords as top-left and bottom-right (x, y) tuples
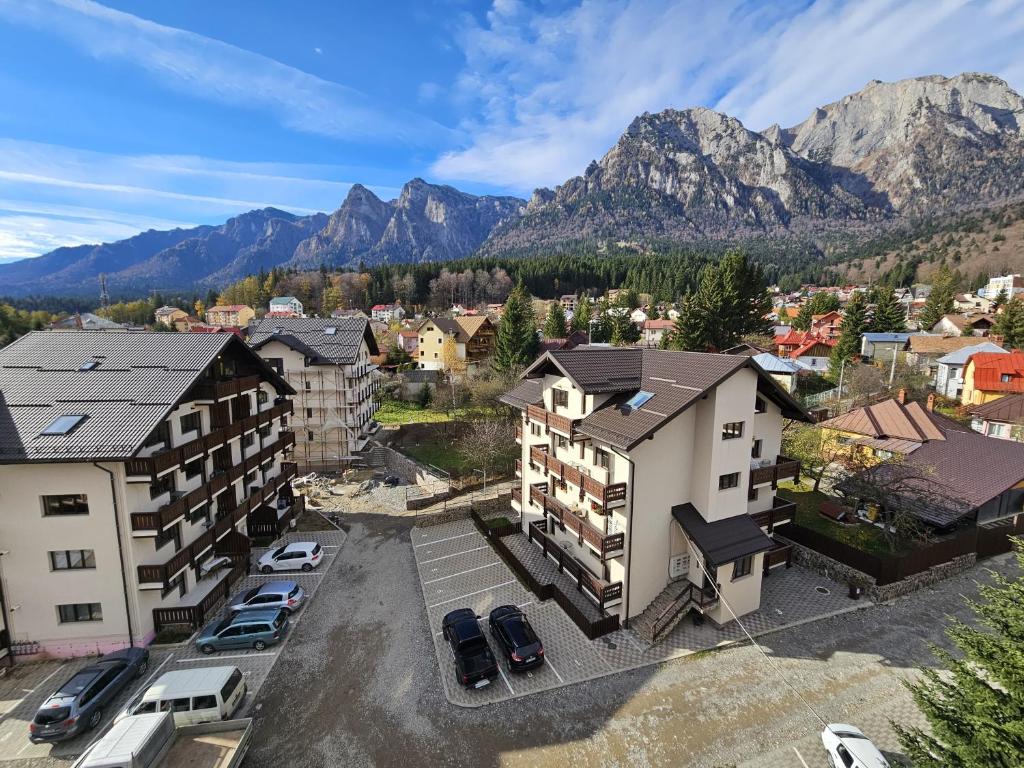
(206, 305), (255, 328)
(370, 303), (405, 323)
(0, 332), (296, 658)
(249, 317), (380, 471)
(501, 349), (807, 638)
(416, 317), (496, 371)
(269, 296), (303, 316)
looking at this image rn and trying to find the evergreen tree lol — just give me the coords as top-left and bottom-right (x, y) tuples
(590, 298), (613, 343)
(870, 286), (906, 332)
(571, 295), (592, 334)
(993, 298), (1024, 349)
(828, 291), (868, 378)
(894, 538), (1024, 767)
(609, 310), (640, 346)
(919, 265), (957, 330)
(543, 301), (567, 339)
(992, 287), (1009, 311)
(793, 301), (813, 331)
(493, 284), (539, 374)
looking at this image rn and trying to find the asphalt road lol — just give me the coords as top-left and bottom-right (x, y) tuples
(242, 511), (1015, 768)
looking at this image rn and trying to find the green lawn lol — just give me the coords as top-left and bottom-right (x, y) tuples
(777, 481), (899, 556)
(400, 439), (518, 479)
(375, 400), (497, 425)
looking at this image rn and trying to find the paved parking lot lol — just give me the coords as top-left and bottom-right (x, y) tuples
(0, 528), (345, 765)
(413, 518), (864, 707)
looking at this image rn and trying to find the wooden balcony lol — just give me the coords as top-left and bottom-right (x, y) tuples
(529, 446), (628, 506)
(529, 485), (624, 558)
(192, 374), (262, 402)
(131, 432), (294, 532)
(515, 424), (522, 443)
(511, 486), (522, 507)
(526, 403), (577, 438)
(527, 522), (623, 610)
(750, 496), (796, 532)
(515, 459), (522, 477)
(126, 402), (292, 480)
(749, 455), (801, 489)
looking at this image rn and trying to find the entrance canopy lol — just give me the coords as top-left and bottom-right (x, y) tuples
(671, 503), (773, 568)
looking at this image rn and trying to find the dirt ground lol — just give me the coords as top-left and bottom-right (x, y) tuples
(241, 509), (1015, 768)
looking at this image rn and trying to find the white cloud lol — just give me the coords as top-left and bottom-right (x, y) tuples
(432, 0), (1024, 192)
(0, 0), (450, 145)
(314, 47), (323, 55)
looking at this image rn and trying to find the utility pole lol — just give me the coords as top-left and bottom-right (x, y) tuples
(99, 273), (109, 310)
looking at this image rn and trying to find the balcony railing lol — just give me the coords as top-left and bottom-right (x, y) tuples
(515, 424), (523, 443)
(750, 496), (796, 532)
(515, 459), (522, 477)
(131, 431), (295, 532)
(192, 374), (262, 402)
(126, 402), (292, 480)
(511, 486), (522, 506)
(529, 485), (624, 558)
(529, 446), (628, 506)
(137, 462), (297, 587)
(749, 455), (801, 489)
(526, 404), (576, 438)
(527, 522), (622, 610)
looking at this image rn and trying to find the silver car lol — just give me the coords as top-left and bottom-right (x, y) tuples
(228, 581), (305, 615)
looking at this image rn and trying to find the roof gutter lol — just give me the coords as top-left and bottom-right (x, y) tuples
(609, 446), (636, 627)
(92, 462), (136, 648)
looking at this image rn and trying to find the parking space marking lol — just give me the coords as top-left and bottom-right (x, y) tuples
(544, 656), (564, 684)
(0, 664), (66, 726)
(423, 562), (500, 584)
(497, 665), (516, 695)
(428, 580), (516, 609)
(176, 651), (277, 662)
(419, 545), (490, 564)
(413, 532), (477, 547)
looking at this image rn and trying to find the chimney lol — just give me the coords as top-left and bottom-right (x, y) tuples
(926, 393), (936, 412)
(897, 388), (907, 404)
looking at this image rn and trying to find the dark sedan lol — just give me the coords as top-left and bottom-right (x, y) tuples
(29, 647), (149, 743)
(488, 605), (544, 671)
(441, 608), (498, 689)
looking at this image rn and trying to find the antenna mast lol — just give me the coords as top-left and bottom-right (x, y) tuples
(99, 273), (110, 309)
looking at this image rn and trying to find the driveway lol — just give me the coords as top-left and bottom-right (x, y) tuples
(0, 528), (345, 768)
(241, 509), (1016, 767)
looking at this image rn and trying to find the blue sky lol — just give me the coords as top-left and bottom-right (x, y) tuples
(1, 0), (1023, 261)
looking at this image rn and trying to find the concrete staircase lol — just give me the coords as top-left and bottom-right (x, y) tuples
(630, 580), (700, 644)
(364, 446), (388, 468)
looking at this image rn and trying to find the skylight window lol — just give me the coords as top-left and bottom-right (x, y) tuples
(78, 360), (100, 371)
(40, 414), (88, 436)
(624, 391), (654, 410)
(324, 327), (337, 335)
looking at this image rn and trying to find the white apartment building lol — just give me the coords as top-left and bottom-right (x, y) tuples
(268, 296), (304, 316)
(981, 273), (1024, 299)
(370, 303), (406, 322)
(501, 348), (808, 641)
(249, 317), (380, 471)
(0, 331), (296, 658)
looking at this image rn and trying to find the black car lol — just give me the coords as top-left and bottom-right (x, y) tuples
(29, 647), (149, 743)
(441, 608), (499, 688)
(488, 605), (544, 671)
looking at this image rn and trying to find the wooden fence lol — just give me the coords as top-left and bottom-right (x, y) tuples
(153, 560), (247, 632)
(782, 523), (978, 585)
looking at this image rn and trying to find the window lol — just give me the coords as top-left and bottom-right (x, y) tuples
(189, 502), (210, 525)
(220, 668), (244, 700)
(266, 358), (284, 375)
(192, 695), (217, 710)
(184, 459), (202, 480)
(155, 523), (181, 552)
(324, 326), (337, 335)
(304, 381), (311, 391)
(257, 389), (269, 406)
(552, 389), (569, 409)
(40, 414), (87, 436)
(50, 550), (96, 570)
(718, 472), (740, 490)
(307, 431), (314, 442)
(242, 433), (254, 450)
(162, 572), (186, 599)
(149, 473), (175, 500)
(751, 439), (762, 459)
(143, 422), (170, 448)
(305, 408), (313, 418)
(754, 397), (767, 414)
(179, 412), (201, 436)
(748, 487), (759, 502)
(57, 603), (102, 623)
(732, 555), (753, 580)
(78, 360), (100, 371)
(530, 422), (542, 437)
(258, 424), (271, 439)
(556, 434), (568, 450)
(624, 391), (653, 410)
(722, 422), (744, 440)
(594, 448), (610, 469)
(1001, 373), (1014, 383)
(42, 494), (89, 516)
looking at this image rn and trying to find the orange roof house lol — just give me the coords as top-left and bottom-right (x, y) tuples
(961, 351), (1024, 405)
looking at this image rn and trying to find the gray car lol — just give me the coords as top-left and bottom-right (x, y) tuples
(29, 647), (149, 743)
(228, 581), (305, 615)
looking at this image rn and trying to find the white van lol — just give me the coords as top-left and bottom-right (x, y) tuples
(121, 667), (246, 726)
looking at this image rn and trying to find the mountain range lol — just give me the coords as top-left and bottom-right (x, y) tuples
(2, 72), (1022, 297)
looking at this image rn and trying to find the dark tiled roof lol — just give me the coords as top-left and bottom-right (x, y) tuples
(498, 379), (543, 410)
(248, 317), (378, 363)
(968, 392), (1024, 423)
(671, 503), (774, 567)
(515, 348), (808, 450)
(0, 331), (271, 462)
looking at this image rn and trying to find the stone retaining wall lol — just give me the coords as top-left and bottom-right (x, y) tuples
(413, 492), (513, 528)
(780, 536), (978, 602)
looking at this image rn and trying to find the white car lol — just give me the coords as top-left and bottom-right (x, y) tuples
(257, 542), (323, 573)
(822, 724), (890, 768)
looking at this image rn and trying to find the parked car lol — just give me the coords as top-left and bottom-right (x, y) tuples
(488, 605), (544, 671)
(821, 724), (890, 768)
(29, 647), (149, 742)
(257, 542), (322, 573)
(196, 609), (289, 654)
(441, 608), (498, 689)
(228, 581), (305, 615)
